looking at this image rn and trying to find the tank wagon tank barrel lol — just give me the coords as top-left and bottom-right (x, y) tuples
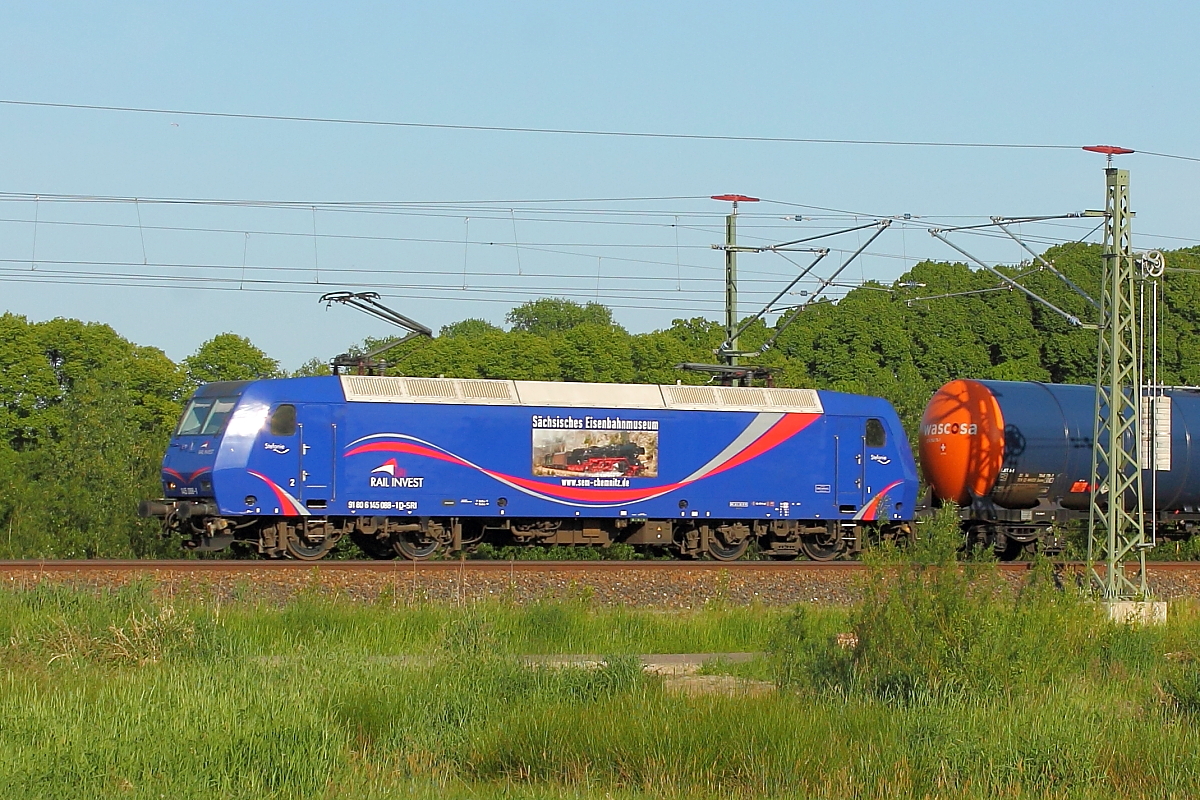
(920, 379), (1200, 558)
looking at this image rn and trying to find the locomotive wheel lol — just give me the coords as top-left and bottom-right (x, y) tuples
(284, 530), (335, 561)
(799, 530), (844, 562)
(350, 531), (397, 560)
(392, 532), (440, 560)
(707, 534), (749, 561)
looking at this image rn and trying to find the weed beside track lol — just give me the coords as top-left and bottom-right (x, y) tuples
(4, 520), (1200, 799)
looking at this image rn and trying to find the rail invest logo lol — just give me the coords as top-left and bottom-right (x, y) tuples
(369, 458), (426, 488)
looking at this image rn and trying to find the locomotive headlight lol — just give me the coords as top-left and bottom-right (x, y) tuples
(225, 402), (271, 437)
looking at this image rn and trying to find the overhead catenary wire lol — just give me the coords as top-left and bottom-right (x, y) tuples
(0, 270), (800, 313)
(0, 184), (1118, 253)
(0, 217), (1118, 291)
(510, 209), (522, 275)
(5, 98), (1200, 163)
(0, 181), (1139, 330)
(0, 260), (876, 306)
(0, 188), (1180, 256)
(134, 198), (148, 265)
(240, 232), (249, 291)
(29, 195), (38, 271)
(0, 209), (1004, 279)
(310, 206), (320, 283)
(461, 217), (470, 290)
(2, 189), (1170, 247)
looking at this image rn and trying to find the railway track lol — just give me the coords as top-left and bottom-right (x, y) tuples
(5, 560), (1197, 606)
(0, 559), (1195, 573)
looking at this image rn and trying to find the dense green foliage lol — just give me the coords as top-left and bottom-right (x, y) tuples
(5, 243), (1200, 556)
(0, 318), (276, 557)
(2, 582), (1200, 798)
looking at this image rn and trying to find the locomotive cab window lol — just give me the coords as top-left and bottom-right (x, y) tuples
(270, 404), (297, 436)
(176, 399), (212, 436)
(866, 418), (887, 448)
(200, 399), (237, 435)
(176, 397), (239, 436)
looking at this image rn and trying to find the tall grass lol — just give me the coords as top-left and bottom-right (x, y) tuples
(771, 506), (1174, 699)
(3, 563), (1200, 798)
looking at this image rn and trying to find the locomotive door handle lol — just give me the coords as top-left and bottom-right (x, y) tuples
(856, 478), (862, 488)
(301, 470), (309, 482)
(856, 454), (862, 464)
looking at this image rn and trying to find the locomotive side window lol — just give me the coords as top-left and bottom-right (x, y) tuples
(270, 404), (297, 436)
(866, 418), (887, 448)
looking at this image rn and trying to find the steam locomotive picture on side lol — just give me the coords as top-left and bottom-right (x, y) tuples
(532, 428), (658, 478)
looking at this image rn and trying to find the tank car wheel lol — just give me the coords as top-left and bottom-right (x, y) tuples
(392, 533), (440, 560)
(799, 530), (844, 562)
(996, 535), (1028, 562)
(962, 523), (995, 556)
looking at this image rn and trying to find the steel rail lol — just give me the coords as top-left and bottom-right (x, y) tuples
(1, 559), (1195, 573)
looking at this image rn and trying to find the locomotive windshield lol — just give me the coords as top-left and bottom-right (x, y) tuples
(175, 397), (240, 436)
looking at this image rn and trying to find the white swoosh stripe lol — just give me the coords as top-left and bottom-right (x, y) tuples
(346, 415), (793, 509)
(681, 413), (784, 482)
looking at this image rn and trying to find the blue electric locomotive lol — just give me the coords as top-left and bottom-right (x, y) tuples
(140, 375), (918, 560)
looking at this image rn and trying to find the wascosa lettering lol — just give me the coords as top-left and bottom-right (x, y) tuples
(921, 422), (979, 436)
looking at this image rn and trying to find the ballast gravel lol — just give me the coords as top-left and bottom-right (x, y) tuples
(0, 562), (865, 607)
(3, 561), (1200, 607)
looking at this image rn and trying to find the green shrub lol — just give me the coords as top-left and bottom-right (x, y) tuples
(771, 505), (1169, 702)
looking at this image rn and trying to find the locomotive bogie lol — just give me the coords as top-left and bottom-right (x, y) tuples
(149, 507), (907, 562)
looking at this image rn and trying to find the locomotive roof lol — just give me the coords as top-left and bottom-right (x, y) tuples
(338, 375), (826, 414)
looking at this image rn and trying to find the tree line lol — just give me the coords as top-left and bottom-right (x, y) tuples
(3, 241), (1199, 557)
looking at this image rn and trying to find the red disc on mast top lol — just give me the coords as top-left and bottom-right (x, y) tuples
(711, 194), (760, 202)
(1082, 145), (1135, 155)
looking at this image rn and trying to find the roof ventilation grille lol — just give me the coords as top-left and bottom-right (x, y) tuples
(457, 380), (516, 400)
(404, 378), (459, 398)
(664, 385), (718, 406)
(715, 387), (769, 406)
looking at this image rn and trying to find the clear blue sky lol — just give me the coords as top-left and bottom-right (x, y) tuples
(1, 1), (1196, 369)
